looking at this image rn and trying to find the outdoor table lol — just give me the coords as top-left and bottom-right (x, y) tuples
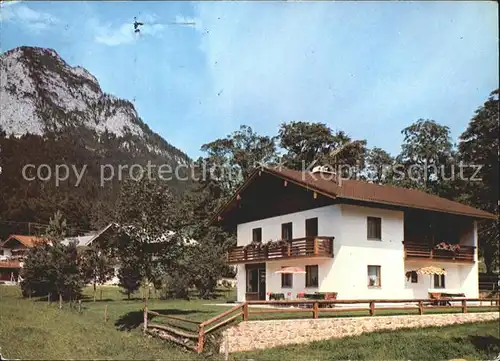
(429, 292), (465, 306)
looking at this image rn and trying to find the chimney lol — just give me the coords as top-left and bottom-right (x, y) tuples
(310, 166), (337, 182)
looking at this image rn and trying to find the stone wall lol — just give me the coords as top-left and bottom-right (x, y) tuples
(220, 312), (499, 353)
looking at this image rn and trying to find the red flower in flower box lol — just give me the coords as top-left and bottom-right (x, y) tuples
(287, 292), (292, 296)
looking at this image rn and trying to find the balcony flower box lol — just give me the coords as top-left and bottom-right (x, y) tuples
(267, 239), (288, 250)
(434, 242), (461, 253)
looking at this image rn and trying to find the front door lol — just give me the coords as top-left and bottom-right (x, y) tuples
(245, 263), (266, 301)
(258, 268), (266, 300)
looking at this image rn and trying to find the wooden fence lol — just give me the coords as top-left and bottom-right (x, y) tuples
(479, 274), (499, 292)
(143, 297), (499, 353)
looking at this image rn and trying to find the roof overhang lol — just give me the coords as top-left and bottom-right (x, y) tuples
(211, 166), (497, 227)
(211, 167), (337, 226)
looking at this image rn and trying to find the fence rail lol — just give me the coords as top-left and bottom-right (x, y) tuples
(144, 297), (499, 353)
(479, 274), (500, 291)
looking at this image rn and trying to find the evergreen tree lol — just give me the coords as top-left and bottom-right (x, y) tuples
(20, 242), (54, 297)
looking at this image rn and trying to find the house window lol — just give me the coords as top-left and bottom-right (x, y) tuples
(367, 217), (382, 240)
(368, 265), (381, 287)
(252, 228), (262, 243)
(306, 218), (318, 238)
(281, 222), (293, 240)
(434, 274), (445, 289)
(305, 265), (319, 287)
(281, 267), (293, 288)
(406, 271), (418, 283)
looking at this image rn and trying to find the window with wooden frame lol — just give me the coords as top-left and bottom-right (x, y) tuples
(367, 265), (381, 287)
(367, 217), (382, 240)
(305, 218), (318, 238)
(434, 274), (445, 289)
(281, 266), (293, 288)
(305, 265), (319, 287)
(252, 228), (262, 243)
(281, 222), (293, 240)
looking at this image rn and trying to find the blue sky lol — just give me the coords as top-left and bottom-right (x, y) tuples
(1, 1), (498, 158)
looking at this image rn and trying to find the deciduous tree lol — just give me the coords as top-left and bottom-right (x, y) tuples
(395, 119), (455, 195)
(278, 121), (366, 175)
(80, 244), (115, 301)
(458, 89), (499, 273)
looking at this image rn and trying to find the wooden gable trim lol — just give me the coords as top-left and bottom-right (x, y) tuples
(338, 196), (496, 221)
(259, 167), (337, 200)
(2, 236), (29, 248)
(210, 167), (337, 226)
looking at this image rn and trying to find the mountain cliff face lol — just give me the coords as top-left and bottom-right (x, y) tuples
(0, 46), (191, 238)
(0, 46), (188, 164)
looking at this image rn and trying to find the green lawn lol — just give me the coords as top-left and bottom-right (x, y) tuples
(0, 285), (498, 360)
(0, 285), (229, 360)
(232, 321), (500, 361)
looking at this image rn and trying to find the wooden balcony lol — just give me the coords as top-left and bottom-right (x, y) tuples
(0, 260), (21, 269)
(227, 237), (334, 264)
(404, 242), (475, 263)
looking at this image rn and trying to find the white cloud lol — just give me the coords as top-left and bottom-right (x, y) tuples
(93, 14), (165, 46)
(0, 1), (22, 8)
(175, 15), (201, 30)
(1, 3), (59, 33)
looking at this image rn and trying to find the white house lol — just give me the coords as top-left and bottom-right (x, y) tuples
(213, 167), (496, 302)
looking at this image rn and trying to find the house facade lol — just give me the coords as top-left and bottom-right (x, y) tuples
(0, 235), (47, 282)
(214, 167), (495, 302)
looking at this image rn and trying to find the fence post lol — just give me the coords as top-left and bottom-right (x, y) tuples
(418, 301), (424, 315)
(313, 302), (319, 319)
(143, 305), (148, 332)
(242, 302), (249, 321)
(461, 299), (467, 313)
(197, 324), (205, 353)
(104, 304), (108, 323)
(78, 300), (82, 313)
(224, 332), (229, 361)
(369, 301), (375, 316)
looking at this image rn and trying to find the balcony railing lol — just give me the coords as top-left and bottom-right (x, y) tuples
(0, 260), (21, 269)
(404, 242), (475, 263)
(227, 236), (334, 264)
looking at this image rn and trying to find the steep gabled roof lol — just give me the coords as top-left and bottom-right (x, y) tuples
(213, 167), (497, 224)
(2, 235), (49, 248)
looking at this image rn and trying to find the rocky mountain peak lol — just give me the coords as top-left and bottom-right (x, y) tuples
(0, 46), (189, 164)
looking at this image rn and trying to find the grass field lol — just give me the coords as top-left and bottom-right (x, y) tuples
(232, 321), (500, 361)
(0, 285), (226, 360)
(0, 285), (499, 360)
